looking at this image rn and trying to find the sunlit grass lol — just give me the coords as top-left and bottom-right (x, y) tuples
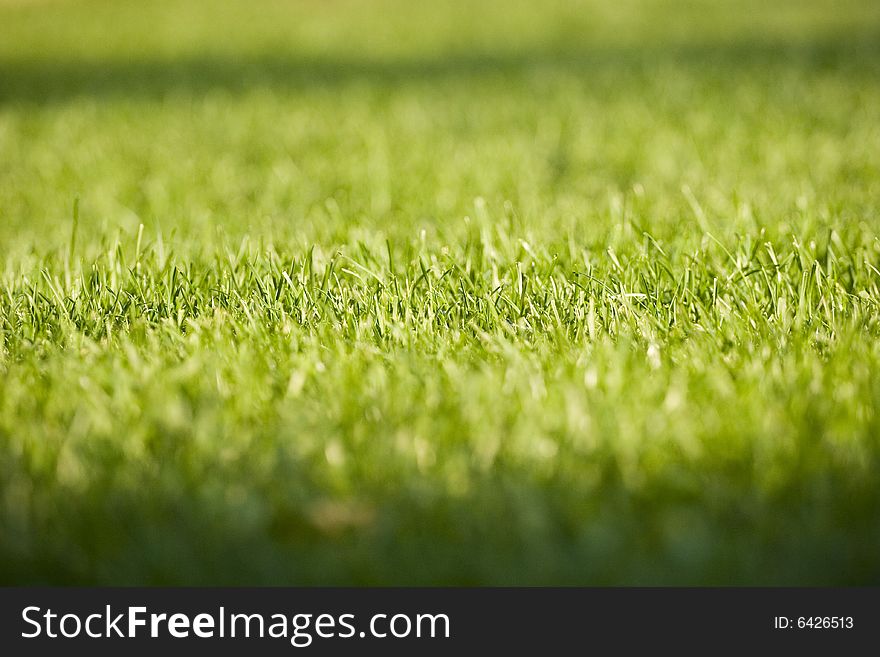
(1, 0), (879, 584)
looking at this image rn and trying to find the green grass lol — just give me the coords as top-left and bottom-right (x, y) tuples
(1, 0), (879, 585)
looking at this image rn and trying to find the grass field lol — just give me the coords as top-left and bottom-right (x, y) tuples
(1, 0), (879, 585)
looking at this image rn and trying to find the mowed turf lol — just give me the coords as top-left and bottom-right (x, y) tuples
(1, 0), (879, 584)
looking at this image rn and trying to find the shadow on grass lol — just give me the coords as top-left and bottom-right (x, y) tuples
(2, 450), (878, 585)
(1, 33), (879, 106)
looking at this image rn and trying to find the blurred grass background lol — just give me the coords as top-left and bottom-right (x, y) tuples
(2, 0), (879, 254)
(1, 0), (879, 584)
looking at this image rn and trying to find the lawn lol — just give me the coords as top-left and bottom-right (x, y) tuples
(1, 0), (879, 584)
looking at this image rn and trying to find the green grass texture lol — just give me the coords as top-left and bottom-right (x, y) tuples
(1, 0), (879, 584)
